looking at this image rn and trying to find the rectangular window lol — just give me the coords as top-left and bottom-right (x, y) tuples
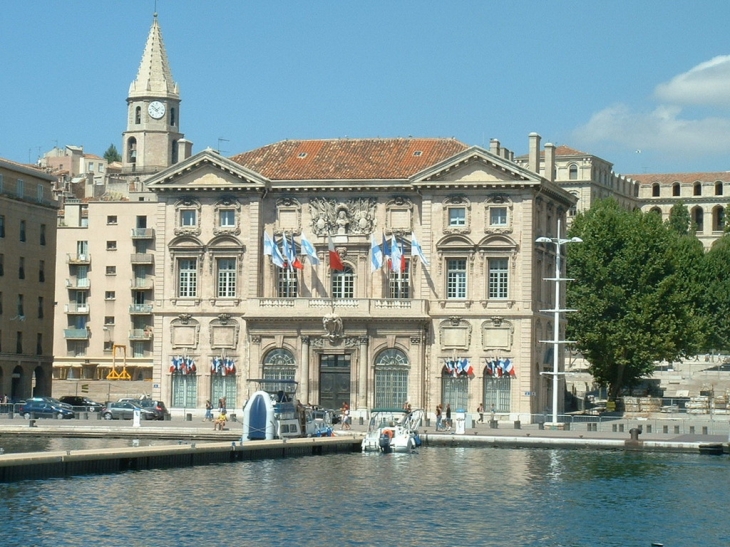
(219, 210), (235, 227)
(88, 162), (94, 172)
(0, 254), (3, 276)
(103, 341), (114, 353)
(0, 215), (4, 238)
(217, 258), (237, 298)
(16, 331), (22, 354)
(389, 259), (410, 298)
(18, 257), (25, 279)
(277, 267), (298, 298)
(490, 207), (508, 226)
(16, 179), (24, 198)
(107, 215), (117, 225)
(106, 266), (116, 275)
(39, 260), (45, 282)
(37, 184), (44, 202)
(448, 207), (466, 227)
(178, 258), (197, 297)
(40, 224), (46, 246)
(180, 210), (196, 227)
(38, 296), (44, 319)
(36, 333), (43, 355)
(105, 291), (116, 300)
(104, 316), (115, 325)
(17, 294), (24, 316)
(447, 259), (467, 299)
(106, 241), (117, 251)
(19, 220), (26, 242)
(488, 258), (509, 299)
(331, 267), (354, 299)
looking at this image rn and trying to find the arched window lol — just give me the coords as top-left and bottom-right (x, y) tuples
(263, 348), (297, 383)
(672, 182), (680, 197)
(694, 183), (702, 196)
(374, 349), (409, 408)
(713, 206), (725, 232)
(441, 364), (468, 411)
(652, 183), (660, 197)
(127, 137), (137, 163)
(170, 107), (176, 127)
(716, 182), (723, 196)
(692, 207), (704, 233)
(482, 359), (512, 412)
(135, 106), (141, 124)
(332, 266), (354, 298)
(568, 164), (578, 180)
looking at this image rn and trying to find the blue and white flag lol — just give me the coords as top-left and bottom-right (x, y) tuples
(390, 234), (404, 273)
(271, 236), (285, 268)
(263, 231), (275, 256)
(411, 232), (429, 267)
(382, 232), (391, 269)
(300, 232), (320, 265)
(282, 233), (294, 271)
(370, 235), (383, 272)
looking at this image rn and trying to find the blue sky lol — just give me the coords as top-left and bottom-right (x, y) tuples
(3, 1), (730, 175)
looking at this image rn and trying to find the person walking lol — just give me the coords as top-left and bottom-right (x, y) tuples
(435, 404), (443, 431)
(445, 403), (452, 431)
(477, 403), (484, 424)
(204, 400), (213, 422)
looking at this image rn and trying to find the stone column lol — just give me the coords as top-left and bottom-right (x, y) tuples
(300, 336), (310, 404)
(358, 336), (369, 410)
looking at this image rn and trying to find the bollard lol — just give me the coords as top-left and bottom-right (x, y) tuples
(538, 422), (544, 430)
(230, 414), (237, 422)
(165, 413), (171, 421)
(186, 413), (192, 421)
(514, 420), (521, 429)
(489, 419), (498, 429)
(29, 419), (37, 428)
(472, 419), (476, 428)
(629, 427), (641, 441)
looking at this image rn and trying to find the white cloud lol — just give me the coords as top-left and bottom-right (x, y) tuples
(655, 55), (730, 108)
(573, 55), (730, 160)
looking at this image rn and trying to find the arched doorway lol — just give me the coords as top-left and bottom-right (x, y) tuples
(32, 365), (51, 397)
(11, 366), (24, 401)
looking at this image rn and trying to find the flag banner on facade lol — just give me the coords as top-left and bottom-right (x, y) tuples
(370, 235), (383, 271)
(282, 233), (303, 270)
(382, 232), (391, 270)
(270, 235), (285, 268)
(171, 356), (196, 375)
(328, 234), (345, 271)
(486, 358), (515, 378)
(411, 231), (429, 267)
(263, 231), (274, 256)
(211, 356), (236, 376)
(442, 358), (473, 378)
(300, 232), (320, 265)
(390, 234), (405, 273)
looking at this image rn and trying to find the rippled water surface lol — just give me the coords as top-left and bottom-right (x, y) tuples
(0, 446), (728, 546)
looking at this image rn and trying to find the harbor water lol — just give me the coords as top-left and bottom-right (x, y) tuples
(0, 445), (728, 546)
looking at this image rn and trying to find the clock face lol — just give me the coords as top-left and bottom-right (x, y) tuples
(148, 101), (166, 119)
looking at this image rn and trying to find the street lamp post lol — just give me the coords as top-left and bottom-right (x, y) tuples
(536, 219), (582, 427)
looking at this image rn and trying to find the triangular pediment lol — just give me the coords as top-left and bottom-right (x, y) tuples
(412, 146), (542, 187)
(146, 148), (268, 191)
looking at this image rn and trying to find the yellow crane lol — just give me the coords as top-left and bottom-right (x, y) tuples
(107, 344), (131, 380)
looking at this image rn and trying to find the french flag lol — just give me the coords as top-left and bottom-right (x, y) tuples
(503, 358), (515, 377)
(485, 359), (494, 376)
(461, 358), (474, 377)
(328, 234), (344, 271)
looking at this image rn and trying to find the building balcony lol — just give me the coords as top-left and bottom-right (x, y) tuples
(131, 228), (155, 239)
(130, 253), (154, 265)
(64, 303), (90, 314)
(64, 328), (90, 340)
(246, 298), (430, 320)
(129, 328), (153, 340)
(66, 253), (91, 265)
(66, 278), (91, 290)
(131, 278), (154, 290)
(129, 304), (154, 314)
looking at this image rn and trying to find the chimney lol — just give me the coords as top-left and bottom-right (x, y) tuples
(544, 143), (555, 182)
(489, 139), (500, 156)
(178, 139), (194, 161)
(528, 132), (541, 174)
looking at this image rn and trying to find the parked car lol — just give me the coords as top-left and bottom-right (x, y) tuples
(18, 400), (75, 419)
(101, 401), (156, 421)
(59, 396), (104, 412)
(24, 397), (74, 410)
(137, 399), (171, 420)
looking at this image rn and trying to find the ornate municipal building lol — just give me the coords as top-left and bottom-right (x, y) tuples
(52, 15), (729, 419)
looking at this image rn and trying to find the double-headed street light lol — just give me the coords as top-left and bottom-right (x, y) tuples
(536, 219), (582, 427)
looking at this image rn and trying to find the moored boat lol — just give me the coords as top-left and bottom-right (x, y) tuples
(361, 408), (424, 453)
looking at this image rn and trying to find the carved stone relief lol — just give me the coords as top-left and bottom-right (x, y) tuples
(309, 197), (377, 236)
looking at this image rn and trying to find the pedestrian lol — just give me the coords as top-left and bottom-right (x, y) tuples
(490, 403), (496, 422)
(204, 400), (213, 422)
(214, 409), (227, 431)
(435, 404), (443, 431)
(477, 403), (484, 423)
(445, 403), (452, 431)
(403, 401), (412, 413)
(218, 397), (226, 414)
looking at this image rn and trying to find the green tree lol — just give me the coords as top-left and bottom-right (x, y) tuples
(666, 200), (692, 236)
(566, 199), (700, 401)
(700, 234), (730, 351)
(103, 144), (121, 163)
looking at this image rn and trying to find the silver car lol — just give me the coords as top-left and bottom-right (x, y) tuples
(101, 401), (156, 420)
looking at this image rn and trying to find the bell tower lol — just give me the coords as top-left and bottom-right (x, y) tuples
(122, 13), (184, 176)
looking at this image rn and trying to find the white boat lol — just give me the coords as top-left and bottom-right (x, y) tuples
(241, 379), (334, 440)
(361, 408), (424, 453)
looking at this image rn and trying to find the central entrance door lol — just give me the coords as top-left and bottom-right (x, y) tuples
(319, 354), (351, 410)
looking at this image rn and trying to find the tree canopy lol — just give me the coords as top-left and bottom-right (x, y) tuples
(103, 144), (121, 163)
(566, 199), (702, 400)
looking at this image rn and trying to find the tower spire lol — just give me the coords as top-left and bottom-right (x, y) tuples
(129, 15), (179, 99)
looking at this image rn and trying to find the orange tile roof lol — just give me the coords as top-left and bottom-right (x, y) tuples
(628, 172), (730, 184)
(230, 138), (469, 181)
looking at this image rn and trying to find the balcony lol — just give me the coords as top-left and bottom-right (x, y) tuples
(64, 328), (90, 340)
(129, 328), (153, 340)
(246, 298), (430, 320)
(66, 253), (91, 265)
(130, 253), (154, 265)
(131, 228), (155, 239)
(66, 278), (91, 290)
(64, 303), (90, 314)
(130, 278), (154, 290)
(129, 304), (154, 314)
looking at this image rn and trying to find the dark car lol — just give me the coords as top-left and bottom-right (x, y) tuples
(101, 401), (156, 421)
(59, 396), (104, 412)
(137, 399), (171, 420)
(18, 400), (75, 419)
(24, 397), (74, 410)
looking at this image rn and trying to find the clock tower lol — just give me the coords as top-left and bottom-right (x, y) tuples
(122, 13), (185, 176)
